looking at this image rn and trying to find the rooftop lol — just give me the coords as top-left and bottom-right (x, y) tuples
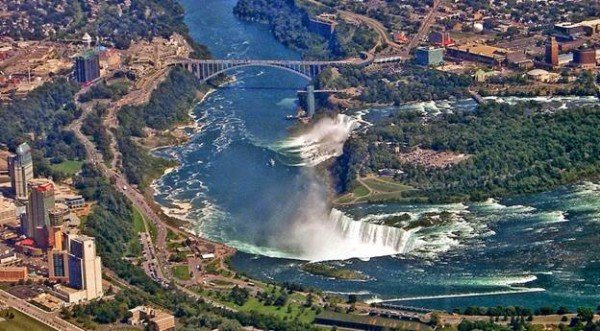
(449, 43), (510, 58)
(556, 18), (600, 29)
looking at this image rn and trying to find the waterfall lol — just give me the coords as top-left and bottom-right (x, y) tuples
(276, 114), (360, 167)
(328, 209), (420, 255)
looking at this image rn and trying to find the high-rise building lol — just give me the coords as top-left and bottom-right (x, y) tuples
(8, 143), (33, 200)
(545, 36), (559, 66)
(24, 180), (55, 246)
(48, 250), (69, 282)
(68, 234), (103, 301)
(74, 50), (100, 84)
(415, 47), (444, 67)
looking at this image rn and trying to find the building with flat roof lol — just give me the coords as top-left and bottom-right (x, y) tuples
(415, 47), (444, 67)
(67, 234), (103, 301)
(74, 50), (100, 84)
(64, 196), (85, 211)
(0, 197), (17, 226)
(53, 284), (87, 304)
(446, 43), (509, 65)
(0, 266), (27, 282)
(128, 306), (176, 331)
(25, 180), (55, 248)
(555, 19), (600, 38)
(8, 143), (33, 200)
(573, 49), (597, 68)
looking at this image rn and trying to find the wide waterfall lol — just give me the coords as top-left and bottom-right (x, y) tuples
(329, 209), (420, 254)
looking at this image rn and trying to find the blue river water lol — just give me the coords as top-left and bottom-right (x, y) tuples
(152, 0), (600, 310)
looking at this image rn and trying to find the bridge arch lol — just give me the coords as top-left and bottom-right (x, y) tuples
(176, 60), (332, 82)
(197, 63), (313, 82)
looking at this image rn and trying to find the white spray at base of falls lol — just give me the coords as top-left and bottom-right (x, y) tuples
(275, 114), (360, 167)
(263, 114), (424, 261)
(271, 172), (419, 261)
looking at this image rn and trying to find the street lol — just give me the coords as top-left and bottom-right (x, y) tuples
(0, 289), (84, 331)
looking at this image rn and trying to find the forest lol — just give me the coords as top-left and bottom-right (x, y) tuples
(0, 79), (85, 180)
(318, 65), (472, 105)
(73, 164), (318, 330)
(332, 101), (600, 202)
(233, 0), (377, 59)
(116, 67), (200, 189)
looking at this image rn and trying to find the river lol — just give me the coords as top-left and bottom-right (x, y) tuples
(152, 0), (600, 310)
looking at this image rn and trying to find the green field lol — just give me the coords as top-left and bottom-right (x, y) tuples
(362, 177), (412, 193)
(230, 297), (316, 324)
(352, 183), (370, 197)
(0, 308), (56, 331)
(50, 160), (83, 176)
(172, 265), (191, 280)
(132, 207), (147, 233)
(336, 176), (418, 204)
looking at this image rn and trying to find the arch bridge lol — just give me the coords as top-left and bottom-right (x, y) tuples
(174, 59), (346, 82)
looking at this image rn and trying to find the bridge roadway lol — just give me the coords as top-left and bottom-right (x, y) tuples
(169, 53), (377, 81)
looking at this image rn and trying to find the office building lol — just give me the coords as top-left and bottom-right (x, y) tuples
(8, 143), (33, 200)
(53, 284), (87, 304)
(68, 234), (103, 301)
(415, 47), (444, 66)
(545, 36), (559, 66)
(48, 250), (69, 282)
(24, 180), (55, 247)
(74, 50), (100, 84)
(128, 306), (176, 331)
(0, 266), (28, 282)
(446, 43), (509, 65)
(0, 196), (17, 226)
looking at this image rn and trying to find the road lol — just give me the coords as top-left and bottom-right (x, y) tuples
(69, 82), (236, 288)
(0, 289), (84, 331)
(402, 0), (441, 57)
(304, 0), (401, 53)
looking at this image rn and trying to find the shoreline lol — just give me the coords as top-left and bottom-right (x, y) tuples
(146, 76), (238, 237)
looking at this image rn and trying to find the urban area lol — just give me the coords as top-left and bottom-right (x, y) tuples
(0, 0), (599, 330)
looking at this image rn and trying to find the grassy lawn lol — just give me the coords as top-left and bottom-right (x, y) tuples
(147, 217), (158, 242)
(351, 183), (370, 197)
(172, 265), (191, 280)
(132, 207), (146, 233)
(167, 229), (181, 241)
(362, 177), (412, 193)
(0, 308), (56, 331)
(232, 298), (316, 324)
(336, 195), (355, 204)
(50, 160), (83, 176)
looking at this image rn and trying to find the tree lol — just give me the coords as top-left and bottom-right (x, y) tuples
(347, 294), (357, 304)
(577, 307), (594, 323)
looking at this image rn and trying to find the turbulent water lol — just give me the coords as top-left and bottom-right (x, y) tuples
(152, 0), (600, 309)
